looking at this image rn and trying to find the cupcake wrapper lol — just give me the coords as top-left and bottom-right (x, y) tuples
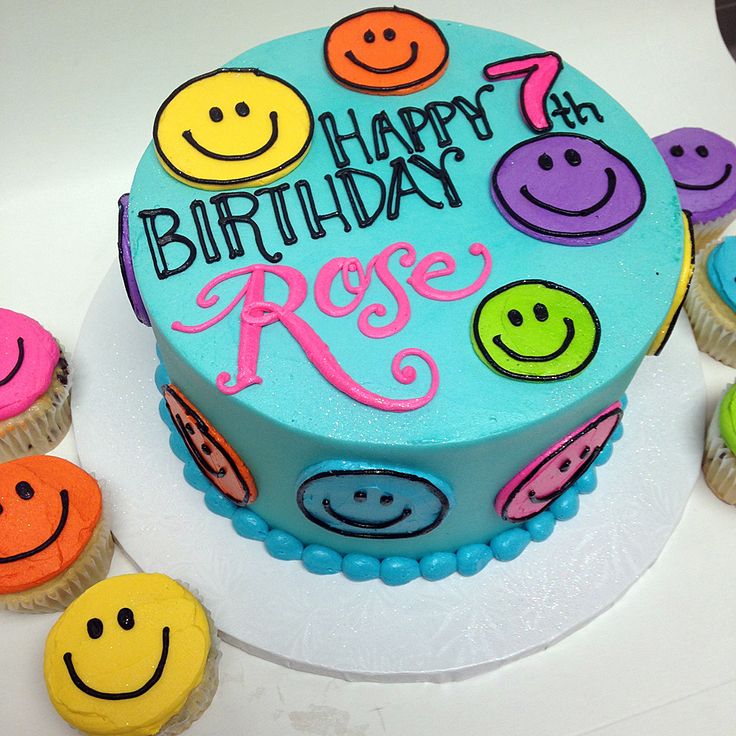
(692, 211), (736, 253)
(0, 349), (72, 461)
(703, 405), (736, 504)
(685, 251), (736, 368)
(158, 592), (220, 736)
(0, 514), (113, 613)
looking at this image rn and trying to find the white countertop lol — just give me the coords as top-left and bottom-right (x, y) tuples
(1, 1), (735, 733)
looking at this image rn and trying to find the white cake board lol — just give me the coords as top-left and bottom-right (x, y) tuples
(73, 264), (705, 683)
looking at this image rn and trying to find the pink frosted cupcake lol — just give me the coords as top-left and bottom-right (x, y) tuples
(653, 127), (736, 250)
(0, 309), (71, 460)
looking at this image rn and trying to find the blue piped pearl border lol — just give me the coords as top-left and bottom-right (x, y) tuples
(156, 361), (626, 586)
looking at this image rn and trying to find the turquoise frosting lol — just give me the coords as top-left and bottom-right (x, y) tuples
(159, 361), (625, 584)
(132, 20), (680, 561)
(707, 237), (736, 313)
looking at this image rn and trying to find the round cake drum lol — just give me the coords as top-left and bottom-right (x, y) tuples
(73, 265), (704, 682)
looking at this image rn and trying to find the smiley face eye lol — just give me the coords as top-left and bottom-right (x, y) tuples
(538, 153), (554, 171)
(363, 29), (375, 43)
(380, 494), (393, 505)
(696, 145), (709, 158)
(201, 443), (212, 455)
(209, 106), (224, 123)
(234, 101), (250, 117)
(117, 607), (135, 630)
(353, 489), (367, 502)
(670, 144), (684, 157)
(184, 422), (195, 435)
(580, 445), (591, 459)
(564, 148), (581, 166)
(533, 303), (549, 322)
(87, 618), (103, 639)
(559, 458), (572, 472)
(15, 481), (34, 500)
(508, 309), (524, 326)
(383, 27), (396, 41)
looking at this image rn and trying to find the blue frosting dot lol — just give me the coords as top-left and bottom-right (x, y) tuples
(264, 530), (304, 560)
(302, 545), (342, 575)
(550, 489), (580, 521)
(575, 468), (597, 494)
(154, 364), (169, 389)
(183, 461), (211, 492)
(204, 488), (237, 518)
(525, 511), (555, 542)
(456, 543), (494, 576)
(419, 552), (457, 581)
(380, 557), (420, 586)
(620, 394), (628, 410)
(343, 554), (380, 581)
(612, 422), (624, 442)
(597, 441), (614, 465)
(232, 508), (269, 540)
(490, 528), (531, 561)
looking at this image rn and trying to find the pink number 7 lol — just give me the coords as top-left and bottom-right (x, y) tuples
(483, 52), (563, 133)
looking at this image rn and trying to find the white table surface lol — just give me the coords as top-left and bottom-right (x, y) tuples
(1, 1), (735, 734)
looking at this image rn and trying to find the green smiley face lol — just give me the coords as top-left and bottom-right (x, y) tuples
(471, 280), (600, 381)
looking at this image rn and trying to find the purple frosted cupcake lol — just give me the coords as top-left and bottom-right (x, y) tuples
(653, 127), (736, 250)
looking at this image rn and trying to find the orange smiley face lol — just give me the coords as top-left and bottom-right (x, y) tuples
(324, 7), (449, 95)
(0, 456), (102, 595)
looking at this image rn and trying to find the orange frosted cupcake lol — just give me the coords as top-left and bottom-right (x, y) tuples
(0, 456), (113, 612)
(0, 309), (71, 460)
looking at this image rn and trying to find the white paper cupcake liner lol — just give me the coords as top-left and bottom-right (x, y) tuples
(703, 401), (736, 504)
(158, 588), (220, 736)
(684, 250), (736, 367)
(0, 350), (72, 461)
(0, 514), (113, 613)
(692, 211), (736, 252)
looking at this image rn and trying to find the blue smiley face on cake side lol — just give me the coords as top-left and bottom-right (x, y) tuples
(492, 133), (646, 245)
(296, 464), (453, 538)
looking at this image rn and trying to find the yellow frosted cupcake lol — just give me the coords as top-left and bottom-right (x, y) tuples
(44, 573), (219, 736)
(0, 456), (112, 612)
(0, 309), (71, 461)
(704, 381), (736, 504)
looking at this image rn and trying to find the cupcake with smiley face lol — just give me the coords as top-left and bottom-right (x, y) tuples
(0, 455), (113, 612)
(653, 127), (736, 250)
(44, 573), (219, 736)
(0, 308), (72, 461)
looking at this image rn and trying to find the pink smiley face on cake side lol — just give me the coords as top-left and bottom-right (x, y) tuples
(0, 309), (60, 421)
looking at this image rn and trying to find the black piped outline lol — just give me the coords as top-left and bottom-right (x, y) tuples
(472, 279), (601, 382)
(153, 68), (314, 187)
(163, 384), (256, 506)
(0, 337), (24, 387)
(651, 209), (695, 356)
(323, 7), (449, 94)
(296, 467), (450, 539)
(483, 51), (563, 133)
(63, 626), (170, 701)
(491, 132), (647, 241)
(322, 498), (412, 529)
(674, 163), (732, 191)
(182, 110), (279, 161)
(499, 406), (623, 522)
(0, 490), (69, 564)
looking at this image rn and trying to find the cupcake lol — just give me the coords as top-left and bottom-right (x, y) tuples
(652, 127), (736, 250)
(0, 456), (113, 612)
(44, 573), (219, 736)
(703, 381), (736, 504)
(685, 236), (736, 367)
(0, 308), (71, 460)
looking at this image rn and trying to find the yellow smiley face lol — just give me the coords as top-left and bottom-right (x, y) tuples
(154, 68), (314, 189)
(44, 573), (213, 736)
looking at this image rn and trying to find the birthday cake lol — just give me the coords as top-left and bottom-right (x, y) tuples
(120, 8), (687, 584)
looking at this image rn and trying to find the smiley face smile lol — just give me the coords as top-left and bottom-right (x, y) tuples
(520, 168), (616, 216)
(345, 41), (419, 74)
(0, 337), (24, 387)
(322, 496), (412, 529)
(493, 317), (575, 362)
(674, 163), (732, 191)
(182, 110), (279, 160)
(63, 626), (170, 701)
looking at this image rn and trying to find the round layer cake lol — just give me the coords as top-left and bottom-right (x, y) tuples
(124, 10), (684, 573)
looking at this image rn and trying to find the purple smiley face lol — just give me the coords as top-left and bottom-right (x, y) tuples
(491, 133), (646, 246)
(653, 127), (736, 223)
